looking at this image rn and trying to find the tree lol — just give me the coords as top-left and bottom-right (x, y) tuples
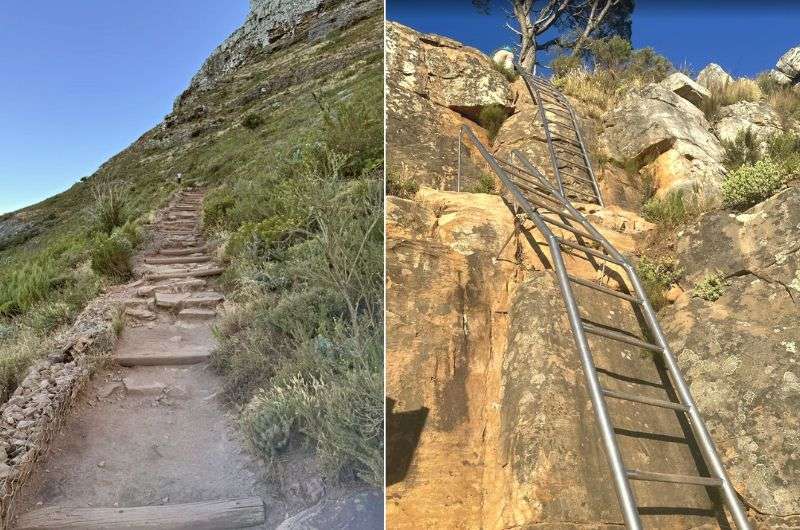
(473, 0), (634, 73)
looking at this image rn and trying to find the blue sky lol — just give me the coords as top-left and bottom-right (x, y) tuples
(0, 1), (249, 214)
(387, 1), (800, 78)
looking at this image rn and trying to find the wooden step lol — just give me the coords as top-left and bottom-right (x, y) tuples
(145, 267), (224, 281)
(16, 497), (264, 529)
(145, 255), (211, 265)
(159, 245), (207, 256)
(115, 350), (211, 366)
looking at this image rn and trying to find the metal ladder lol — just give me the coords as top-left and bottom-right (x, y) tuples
(457, 124), (751, 529)
(516, 68), (604, 206)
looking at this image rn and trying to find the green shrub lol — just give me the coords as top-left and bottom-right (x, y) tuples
(386, 172), (419, 198)
(90, 231), (133, 280)
(319, 96), (382, 178)
(24, 301), (72, 334)
(693, 272), (727, 301)
(722, 128), (760, 170)
(226, 216), (302, 258)
(91, 183), (128, 234)
(641, 190), (693, 226)
(550, 55), (583, 78)
(477, 104), (509, 142)
(765, 131), (800, 161)
(0, 260), (62, 316)
(242, 113), (265, 130)
(722, 158), (785, 210)
(637, 257), (684, 310)
(469, 173), (497, 194)
(587, 37), (672, 83)
(203, 186), (236, 230)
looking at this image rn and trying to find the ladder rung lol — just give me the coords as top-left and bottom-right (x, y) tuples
(556, 238), (623, 265)
(541, 216), (598, 241)
(544, 106), (572, 118)
(554, 143), (586, 157)
(602, 388), (689, 411)
(558, 168), (595, 184)
(582, 322), (664, 352)
(566, 275), (640, 303)
(512, 179), (563, 206)
(626, 469), (722, 487)
(551, 136), (582, 148)
(559, 160), (591, 172)
(561, 184), (599, 201)
(534, 204), (581, 223)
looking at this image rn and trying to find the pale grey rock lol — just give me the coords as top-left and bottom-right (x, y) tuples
(600, 83), (726, 199)
(696, 62), (733, 89)
(775, 46), (800, 81)
(660, 72), (710, 107)
(713, 100), (782, 145)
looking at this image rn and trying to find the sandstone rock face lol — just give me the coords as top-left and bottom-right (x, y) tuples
(713, 100), (782, 145)
(661, 184), (800, 520)
(189, 0), (378, 91)
(386, 22), (512, 189)
(386, 188), (740, 528)
(773, 46), (800, 85)
(601, 83), (726, 199)
(660, 72), (710, 108)
(696, 63), (733, 90)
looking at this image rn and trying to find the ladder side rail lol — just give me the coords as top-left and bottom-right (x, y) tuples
(459, 125), (643, 530)
(515, 67), (566, 196)
(512, 149), (752, 530)
(561, 96), (605, 206)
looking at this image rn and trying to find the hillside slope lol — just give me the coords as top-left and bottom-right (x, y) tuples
(0, 0), (383, 523)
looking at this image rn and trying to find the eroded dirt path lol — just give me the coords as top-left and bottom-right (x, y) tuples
(12, 190), (281, 528)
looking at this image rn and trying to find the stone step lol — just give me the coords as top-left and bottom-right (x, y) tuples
(136, 278), (207, 297)
(122, 298), (153, 310)
(145, 255), (211, 265)
(178, 308), (217, 320)
(155, 291), (224, 309)
(159, 245), (208, 256)
(146, 267), (224, 281)
(124, 307), (157, 321)
(171, 205), (201, 212)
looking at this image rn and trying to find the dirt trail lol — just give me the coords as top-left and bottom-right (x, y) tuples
(11, 190), (382, 529)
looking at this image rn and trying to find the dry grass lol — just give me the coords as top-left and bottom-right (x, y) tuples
(701, 79), (763, 121)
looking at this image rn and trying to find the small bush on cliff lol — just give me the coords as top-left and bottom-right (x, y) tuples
(757, 75), (800, 128)
(477, 104), (509, 142)
(722, 158), (785, 210)
(386, 171), (419, 199)
(693, 272), (727, 301)
(637, 256), (684, 309)
(242, 113), (265, 130)
(469, 173), (497, 194)
(641, 190), (693, 226)
(722, 128), (760, 170)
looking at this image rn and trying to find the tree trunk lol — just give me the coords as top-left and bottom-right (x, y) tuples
(514, 1), (536, 73)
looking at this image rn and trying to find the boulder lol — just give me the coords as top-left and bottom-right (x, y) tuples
(386, 22), (512, 189)
(775, 46), (800, 83)
(696, 62), (733, 90)
(660, 72), (710, 107)
(659, 184), (800, 519)
(713, 100), (782, 145)
(601, 83), (726, 199)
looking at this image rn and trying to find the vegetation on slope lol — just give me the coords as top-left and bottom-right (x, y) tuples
(0, 8), (384, 487)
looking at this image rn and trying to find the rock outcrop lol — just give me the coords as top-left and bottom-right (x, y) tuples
(386, 22), (512, 189)
(660, 184), (800, 520)
(769, 46), (800, 86)
(697, 63), (733, 90)
(660, 72), (710, 108)
(601, 83), (726, 200)
(0, 215), (37, 251)
(712, 100), (783, 145)
(189, 0), (378, 91)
